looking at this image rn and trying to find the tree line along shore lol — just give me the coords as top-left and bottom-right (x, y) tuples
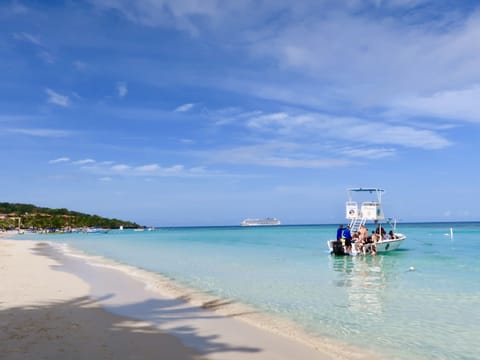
(0, 202), (140, 231)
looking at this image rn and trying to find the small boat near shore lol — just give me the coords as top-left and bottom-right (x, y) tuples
(328, 188), (406, 255)
(83, 227), (109, 234)
(241, 218), (281, 226)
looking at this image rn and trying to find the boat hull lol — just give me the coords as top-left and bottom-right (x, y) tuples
(373, 235), (406, 252)
(327, 234), (406, 255)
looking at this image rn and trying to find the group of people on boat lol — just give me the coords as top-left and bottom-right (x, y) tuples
(334, 224), (397, 255)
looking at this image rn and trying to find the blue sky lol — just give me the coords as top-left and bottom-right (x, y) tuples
(1, 0), (479, 226)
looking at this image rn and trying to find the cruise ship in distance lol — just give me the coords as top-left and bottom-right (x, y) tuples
(240, 218), (281, 226)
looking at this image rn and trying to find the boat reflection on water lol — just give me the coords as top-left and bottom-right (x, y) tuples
(330, 255), (397, 317)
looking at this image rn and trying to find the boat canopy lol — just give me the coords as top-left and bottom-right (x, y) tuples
(346, 187), (385, 228)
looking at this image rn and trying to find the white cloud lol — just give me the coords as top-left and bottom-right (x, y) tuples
(88, 0), (227, 35)
(200, 106), (452, 167)
(183, 5), (475, 123)
(246, 112), (313, 136)
(111, 164), (131, 172)
(246, 112), (289, 128)
(9, 2), (29, 14)
(49, 157), (71, 164)
(0, 114), (39, 122)
(9, 128), (70, 137)
(73, 60), (88, 71)
(136, 164), (160, 172)
(174, 103), (195, 112)
(13, 32), (55, 64)
(53, 158), (206, 177)
(86, 161), (206, 177)
(164, 165), (185, 173)
(45, 88), (70, 107)
(338, 147), (396, 159)
(333, 121), (451, 150)
(259, 157), (353, 168)
(13, 32), (42, 46)
(74, 159), (96, 165)
(38, 50), (55, 64)
(395, 85), (480, 123)
(87, 1), (480, 126)
(208, 143), (354, 168)
(242, 111), (451, 150)
(273, 13), (479, 87)
(99, 177), (112, 182)
(130, 163), (215, 176)
(116, 82), (128, 98)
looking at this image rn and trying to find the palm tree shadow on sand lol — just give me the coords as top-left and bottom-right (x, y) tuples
(0, 295), (261, 360)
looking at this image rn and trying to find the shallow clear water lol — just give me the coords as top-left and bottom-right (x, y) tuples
(21, 223), (480, 359)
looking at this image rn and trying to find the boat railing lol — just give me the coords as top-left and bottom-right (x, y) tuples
(349, 216), (366, 232)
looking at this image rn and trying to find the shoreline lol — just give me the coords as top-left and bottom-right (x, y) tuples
(1, 235), (381, 359)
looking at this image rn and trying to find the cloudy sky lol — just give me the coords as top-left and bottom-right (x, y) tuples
(1, 0), (479, 226)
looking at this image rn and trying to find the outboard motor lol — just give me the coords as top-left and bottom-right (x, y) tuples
(331, 240), (346, 256)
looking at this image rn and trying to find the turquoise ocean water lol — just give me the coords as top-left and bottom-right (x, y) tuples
(21, 223), (480, 359)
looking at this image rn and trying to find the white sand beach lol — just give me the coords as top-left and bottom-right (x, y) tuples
(0, 236), (377, 360)
(0, 238), (206, 360)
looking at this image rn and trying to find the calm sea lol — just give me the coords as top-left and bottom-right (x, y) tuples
(21, 222), (480, 359)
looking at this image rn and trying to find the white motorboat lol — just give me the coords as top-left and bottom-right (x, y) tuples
(84, 227), (109, 234)
(327, 188), (406, 255)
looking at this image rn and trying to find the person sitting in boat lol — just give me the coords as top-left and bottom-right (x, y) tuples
(343, 225), (352, 253)
(359, 225), (368, 242)
(356, 237), (366, 254)
(371, 230), (380, 244)
(361, 232), (378, 255)
(359, 236), (371, 255)
(388, 230), (396, 239)
(352, 230), (361, 246)
(354, 225), (368, 253)
(375, 224), (386, 237)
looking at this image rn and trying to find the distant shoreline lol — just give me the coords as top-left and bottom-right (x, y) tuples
(2, 219), (477, 232)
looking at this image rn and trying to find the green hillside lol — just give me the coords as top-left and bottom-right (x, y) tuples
(0, 202), (140, 230)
